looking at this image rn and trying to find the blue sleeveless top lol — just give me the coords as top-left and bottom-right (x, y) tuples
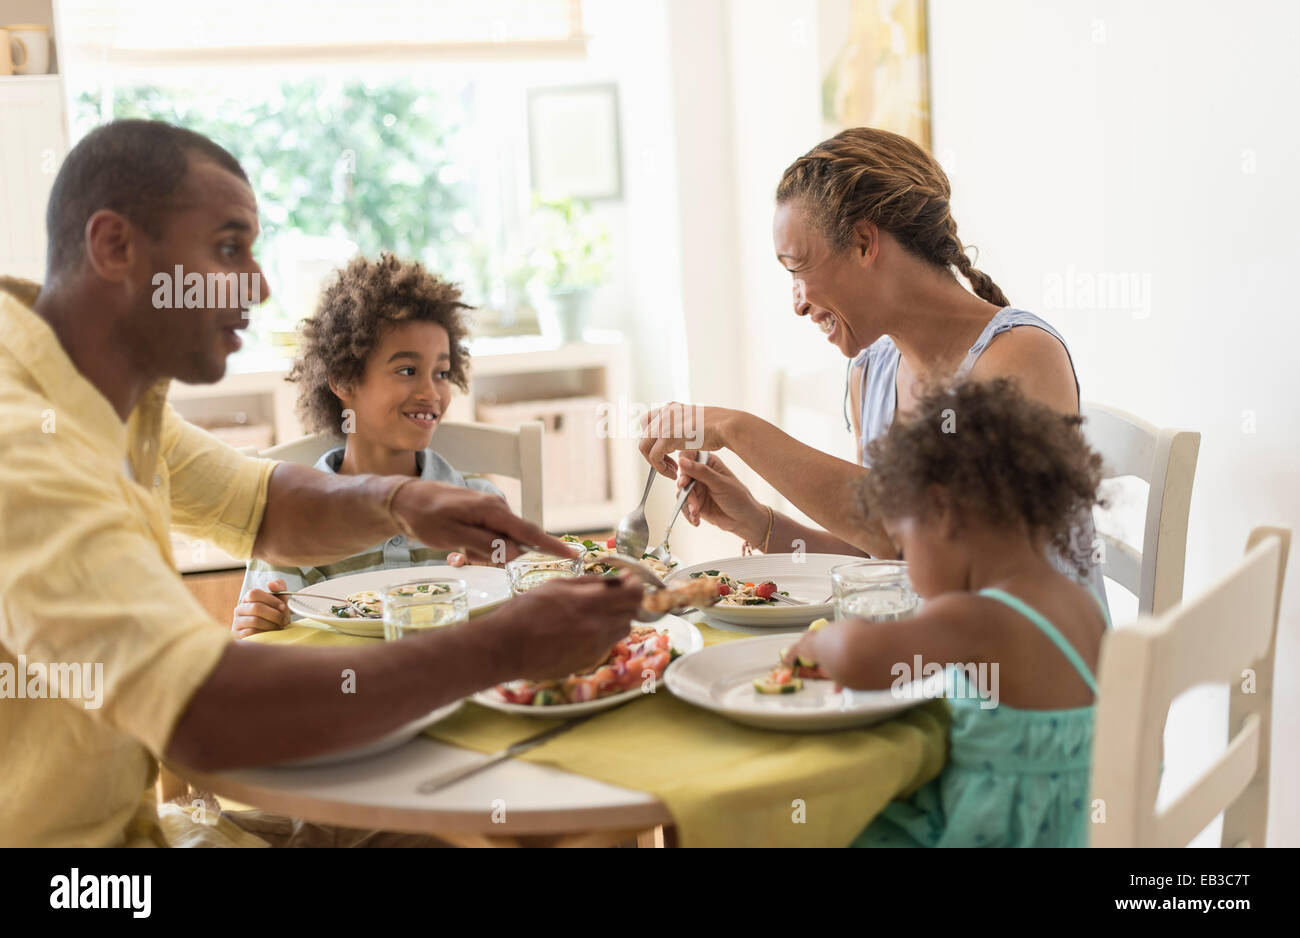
(853, 586), (1108, 848)
(848, 307), (1108, 612)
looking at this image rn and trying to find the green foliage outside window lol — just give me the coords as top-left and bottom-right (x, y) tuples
(73, 77), (484, 365)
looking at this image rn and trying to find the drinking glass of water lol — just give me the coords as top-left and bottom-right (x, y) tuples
(382, 578), (468, 641)
(830, 562), (919, 622)
(506, 550), (585, 595)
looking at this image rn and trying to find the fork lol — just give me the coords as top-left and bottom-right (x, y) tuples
(646, 452), (709, 566)
(272, 590), (380, 619)
(770, 592), (835, 607)
(598, 553), (693, 622)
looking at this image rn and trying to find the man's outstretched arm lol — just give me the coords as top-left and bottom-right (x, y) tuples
(166, 575), (644, 771)
(251, 462), (574, 567)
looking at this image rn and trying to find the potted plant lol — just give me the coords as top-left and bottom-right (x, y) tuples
(523, 195), (612, 343)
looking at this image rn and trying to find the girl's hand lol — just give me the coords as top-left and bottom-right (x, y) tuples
(637, 403), (733, 479)
(783, 620), (856, 687)
(676, 451), (769, 545)
(232, 578), (290, 640)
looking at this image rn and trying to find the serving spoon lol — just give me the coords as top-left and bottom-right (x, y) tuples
(615, 465), (656, 558)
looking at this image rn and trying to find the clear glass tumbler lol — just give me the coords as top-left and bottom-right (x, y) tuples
(382, 578), (469, 640)
(830, 561), (919, 623)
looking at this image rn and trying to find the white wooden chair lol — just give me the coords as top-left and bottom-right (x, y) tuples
(1081, 402), (1201, 616)
(1090, 526), (1290, 847)
(261, 421), (546, 526)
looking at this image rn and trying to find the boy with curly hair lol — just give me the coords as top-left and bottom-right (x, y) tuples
(233, 254), (504, 637)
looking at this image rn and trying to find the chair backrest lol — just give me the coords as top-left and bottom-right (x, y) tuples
(1090, 525), (1290, 847)
(261, 420), (545, 526)
(1081, 402), (1201, 615)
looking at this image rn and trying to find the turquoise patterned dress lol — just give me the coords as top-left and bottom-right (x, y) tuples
(854, 588), (1108, 848)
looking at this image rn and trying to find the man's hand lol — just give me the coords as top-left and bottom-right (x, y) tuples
(480, 575), (646, 682)
(391, 481), (575, 564)
(232, 577), (290, 639)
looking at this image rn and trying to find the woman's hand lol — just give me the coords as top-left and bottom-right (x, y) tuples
(232, 578), (290, 639)
(637, 403), (735, 479)
(676, 450), (770, 544)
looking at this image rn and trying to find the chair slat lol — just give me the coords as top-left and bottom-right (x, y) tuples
(1153, 716), (1259, 848)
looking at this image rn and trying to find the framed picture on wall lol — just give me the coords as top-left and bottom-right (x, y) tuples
(820, 0), (931, 150)
(527, 83), (623, 201)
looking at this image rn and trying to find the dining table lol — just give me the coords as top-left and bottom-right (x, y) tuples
(178, 608), (951, 848)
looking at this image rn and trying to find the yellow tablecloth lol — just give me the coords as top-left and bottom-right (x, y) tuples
(248, 622), (950, 847)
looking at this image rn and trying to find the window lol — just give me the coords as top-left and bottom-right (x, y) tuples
(60, 0), (597, 372)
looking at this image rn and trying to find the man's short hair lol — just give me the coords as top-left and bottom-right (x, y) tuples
(45, 119), (248, 276)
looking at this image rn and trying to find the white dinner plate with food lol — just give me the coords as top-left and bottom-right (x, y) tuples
(664, 634), (943, 732)
(666, 553), (863, 627)
(287, 565), (510, 637)
(276, 700), (464, 768)
(472, 615), (704, 718)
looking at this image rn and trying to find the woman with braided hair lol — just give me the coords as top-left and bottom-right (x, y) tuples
(638, 127), (1106, 606)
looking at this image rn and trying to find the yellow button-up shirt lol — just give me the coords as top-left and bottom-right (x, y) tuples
(0, 277), (276, 846)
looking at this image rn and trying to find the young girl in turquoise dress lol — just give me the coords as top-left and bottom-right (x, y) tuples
(788, 377), (1109, 847)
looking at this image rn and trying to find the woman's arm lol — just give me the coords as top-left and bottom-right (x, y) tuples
(721, 412), (896, 557)
(763, 510), (869, 557)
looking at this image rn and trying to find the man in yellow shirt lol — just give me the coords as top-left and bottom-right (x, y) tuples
(0, 120), (642, 847)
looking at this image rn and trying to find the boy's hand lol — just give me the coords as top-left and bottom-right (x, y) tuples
(232, 577), (290, 639)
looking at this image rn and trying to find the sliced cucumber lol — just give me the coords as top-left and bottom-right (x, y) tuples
(753, 675), (803, 695)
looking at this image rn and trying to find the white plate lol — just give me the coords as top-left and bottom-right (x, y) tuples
(472, 615), (705, 718)
(664, 634), (942, 732)
(288, 565), (510, 637)
(276, 700), (463, 767)
(666, 553), (863, 628)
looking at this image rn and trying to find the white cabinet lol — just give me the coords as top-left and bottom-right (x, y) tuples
(0, 76), (69, 279)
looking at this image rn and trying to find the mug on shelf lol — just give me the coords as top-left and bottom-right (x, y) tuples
(5, 24), (51, 76)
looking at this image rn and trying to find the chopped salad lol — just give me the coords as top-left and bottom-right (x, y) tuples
(687, 570), (789, 606)
(329, 582), (451, 619)
(495, 625), (683, 706)
(561, 534), (675, 578)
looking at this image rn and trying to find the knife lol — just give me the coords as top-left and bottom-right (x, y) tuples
(415, 713), (597, 795)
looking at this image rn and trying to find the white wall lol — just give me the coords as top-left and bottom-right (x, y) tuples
(928, 0), (1300, 846)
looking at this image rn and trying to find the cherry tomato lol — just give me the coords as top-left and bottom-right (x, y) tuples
(717, 583), (731, 596)
(606, 536), (617, 549)
(755, 582), (777, 600)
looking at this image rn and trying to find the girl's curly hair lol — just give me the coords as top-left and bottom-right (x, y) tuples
(289, 253), (472, 434)
(861, 378), (1105, 576)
